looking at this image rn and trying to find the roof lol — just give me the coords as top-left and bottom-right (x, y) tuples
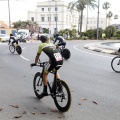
(0, 21), (8, 28)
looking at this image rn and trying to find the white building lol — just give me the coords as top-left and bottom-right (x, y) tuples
(27, 0), (79, 34)
(27, 0), (109, 35)
(82, 16), (107, 31)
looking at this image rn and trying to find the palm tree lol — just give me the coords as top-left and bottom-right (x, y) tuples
(107, 11), (113, 26)
(68, 0), (97, 37)
(102, 2), (111, 28)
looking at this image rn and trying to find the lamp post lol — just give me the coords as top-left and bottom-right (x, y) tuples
(49, 0), (51, 35)
(8, 0), (11, 28)
(55, 0), (58, 33)
(97, 0), (100, 40)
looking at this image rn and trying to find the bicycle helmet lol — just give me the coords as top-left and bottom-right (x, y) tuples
(10, 33), (13, 36)
(56, 34), (59, 37)
(40, 35), (48, 43)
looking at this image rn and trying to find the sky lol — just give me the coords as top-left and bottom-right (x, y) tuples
(0, 0), (120, 24)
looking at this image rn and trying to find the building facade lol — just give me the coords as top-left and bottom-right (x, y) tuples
(82, 17), (107, 31)
(27, 0), (79, 34)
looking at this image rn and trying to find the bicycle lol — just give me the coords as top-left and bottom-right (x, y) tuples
(58, 46), (71, 60)
(8, 42), (22, 55)
(111, 55), (120, 73)
(32, 61), (71, 112)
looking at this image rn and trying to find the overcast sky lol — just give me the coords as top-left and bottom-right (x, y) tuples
(0, 0), (120, 24)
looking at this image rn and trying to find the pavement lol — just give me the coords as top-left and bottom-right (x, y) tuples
(83, 40), (120, 55)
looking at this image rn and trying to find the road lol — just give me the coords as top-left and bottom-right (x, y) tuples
(0, 40), (119, 120)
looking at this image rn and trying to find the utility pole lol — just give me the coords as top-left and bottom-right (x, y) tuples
(8, 0), (11, 28)
(55, 0), (58, 33)
(97, 0), (100, 40)
(49, 0), (51, 35)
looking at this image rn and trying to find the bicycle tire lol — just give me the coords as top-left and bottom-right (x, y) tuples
(62, 48), (71, 60)
(111, 56), (120, 73)
(9, 45), (15, 54)
(33, 72), (44, 99)
(54, 80), (71, 112)
(16, 45), (22, 55)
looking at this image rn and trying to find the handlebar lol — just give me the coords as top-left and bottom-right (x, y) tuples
(31, 62), (48, 68)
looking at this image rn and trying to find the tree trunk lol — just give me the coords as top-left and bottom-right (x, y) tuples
(79, 10), (83, 38)
(78, 14), (80, 35)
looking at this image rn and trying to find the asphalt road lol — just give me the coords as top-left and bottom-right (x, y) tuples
(0, 40), (119, 120)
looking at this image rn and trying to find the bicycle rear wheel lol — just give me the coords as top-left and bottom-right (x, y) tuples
(33, 72), (44, 99)
(62, 48), (71, 60)
(111, 56), (120, 73)
(54, 80), (71, 112)
(9, 45), (15, 54)
(16, 45), (22, 55)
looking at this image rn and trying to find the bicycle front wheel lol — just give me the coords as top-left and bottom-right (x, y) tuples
(9, 45), (15, 54)
(54, 80), (71, 112)
(111, 56), (120, 73)
(33, 72), (44, 99)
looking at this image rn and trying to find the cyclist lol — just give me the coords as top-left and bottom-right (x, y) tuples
(53, 34), (66, 48)
(31, 35), (63, 97)
(8, 34), (18, 45)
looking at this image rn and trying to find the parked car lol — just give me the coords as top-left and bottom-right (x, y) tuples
(0, 34), (9, 42)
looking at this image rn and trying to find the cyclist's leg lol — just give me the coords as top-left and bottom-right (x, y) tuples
(12, 41), (15, 45)
(41, 62), (53, 96)
(15, 40), (18, 46)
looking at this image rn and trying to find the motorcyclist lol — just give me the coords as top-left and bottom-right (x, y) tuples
(53, 34), (66, 48)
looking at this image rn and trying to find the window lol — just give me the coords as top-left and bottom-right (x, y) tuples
(48, 8), (51, 11)
(55, 16), (58, 21)
(55, 7), (57, 11)
(48, 17), (51, 21)
(31, 17), (34, 21)
(12, 30), (17, 35)
(42, 8), (44, 11)
(1, 30), (6, 34)
(101, 21), (103, 24)
(54, 28), (57, 32)
(41, 17), (45, 22)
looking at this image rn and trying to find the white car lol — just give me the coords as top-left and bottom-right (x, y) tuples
(0, 34), (9, 42)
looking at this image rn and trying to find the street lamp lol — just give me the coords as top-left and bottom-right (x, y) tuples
(97, 0), (100, 40)
(8, 0), (11, 28)
(55, 0), (58, 33)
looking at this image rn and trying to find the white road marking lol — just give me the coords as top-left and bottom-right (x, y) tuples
(20, 55), (30, 61)
(74, 44), (113, 59)
(20, 47), (30, 61)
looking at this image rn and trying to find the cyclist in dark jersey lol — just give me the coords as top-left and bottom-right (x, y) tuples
(53, 34), (66, 48)
(8, 34), (18, 45)
(31, 35), (63, 96)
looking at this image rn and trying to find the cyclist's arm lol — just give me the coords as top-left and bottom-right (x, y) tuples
(35, 45), (42, 64)
(35, 53), (40, 64)
(53, 38), (57, 44)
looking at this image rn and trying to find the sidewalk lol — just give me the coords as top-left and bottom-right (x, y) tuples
(84, 40), (120, 55)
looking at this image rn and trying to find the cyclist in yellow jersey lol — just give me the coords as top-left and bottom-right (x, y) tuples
(31, 35), (63, 96)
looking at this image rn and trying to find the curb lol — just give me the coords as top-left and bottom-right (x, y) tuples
(84, 42), (119, 55)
